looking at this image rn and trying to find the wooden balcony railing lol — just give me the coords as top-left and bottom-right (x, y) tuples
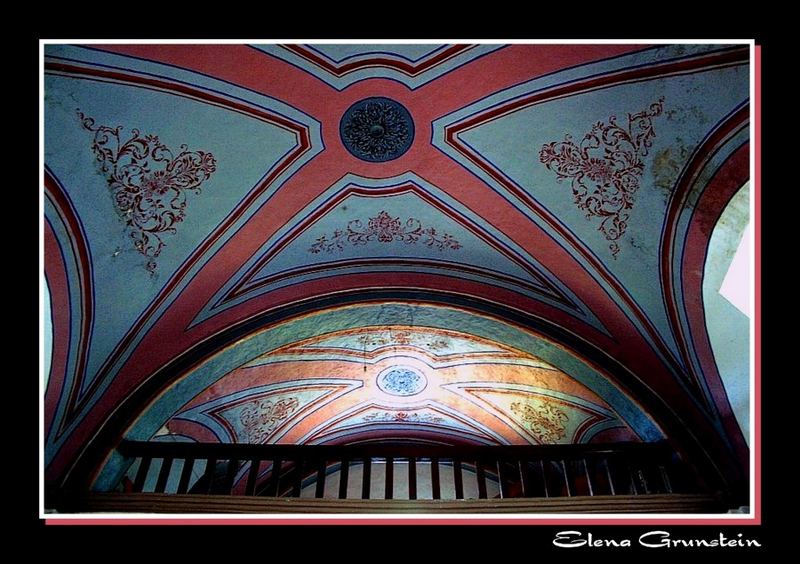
(108, 441), (698, 500)
(62, 440), (732, 513)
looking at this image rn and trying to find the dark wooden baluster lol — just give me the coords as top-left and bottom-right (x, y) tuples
(627, 458), (639, 494)
(583, 458), (594, 496)
(361, 458), (371, 499)
(540, 460), (549, 498)
(224, 459), (239, 494)
(291, 459), (304, 497)
(431, 458), (441, 500)
(496, 460), (506, 499)
(560, 460), (571, 497)
(154, 457), (174, 493)
(604, 457), (616, 495)
(639, 467), (651, 494)
(132, 456), (152, 493)
(268, 459), (282, 497)
(476, 460), (487, 499)
(117, 441), (682, 502)
(659, 465), (673, 493)
(385, 457), (393, 500)
(204, 458), (217, 494)
(453, 460), (464, 500)
(315, 459), (327, 498)
(339, 459), (350, 499)
(245, 459), (261, 496)
(177, 457), (195, 494)
(408, 458), (417, 500)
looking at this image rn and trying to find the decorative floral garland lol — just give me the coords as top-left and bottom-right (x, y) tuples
(309, 211), (461, 253)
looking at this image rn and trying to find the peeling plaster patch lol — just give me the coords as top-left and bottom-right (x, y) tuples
(654, 103), (713, 206)
(665, 104), (708, 126)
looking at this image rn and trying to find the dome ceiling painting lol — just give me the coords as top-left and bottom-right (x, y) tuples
(161, 325), (642, 447)
(42, 42), (752, 494)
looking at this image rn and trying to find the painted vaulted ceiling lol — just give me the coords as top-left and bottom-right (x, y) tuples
(42, 42), (752, 493)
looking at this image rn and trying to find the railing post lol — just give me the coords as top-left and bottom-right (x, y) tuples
(339, 459), (350, 499)
(203, 458), (217, 494)
(476, 460), (487, 499)
(385, 457), (393, 500)
(268, 459), (282, 497)
(517, 461), (527, 498)
(155, 457), (174, 493)
(627, 458), (639, 495)
(431, 457), (441, 500)
(604, 457), (616, 495)
(291, 459), (304, 497)
(245, 459), (261, 496)
(408, 457), (417, 500)
(132, 457), (152, 493)
(453, 459), (464, 500)
(315, 458), (327, 498)
(660, 465), (673, 494)
(494, 460), (508, 499)
(224, 459), (239, 494)
(540, 460), (549, 498)
(583, 458), (594, 496)
(176, 458), (194, 494)
(560, 460), (571, 497)
(361, 457), (372, 500)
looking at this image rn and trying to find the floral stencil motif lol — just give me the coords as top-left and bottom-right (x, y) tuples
(388, 330), (412, 346)
(356, 332), (395, 349)
(78, 111), (217, 273)
(510, 400), (569, 443)
(362, 411), (445, 424)
(355, 330), (450, 352)
(239, 397), (300, 443)
(309, 211), (462, 253)
(538, 98), (665, 258)
(423, 337), (451, 351)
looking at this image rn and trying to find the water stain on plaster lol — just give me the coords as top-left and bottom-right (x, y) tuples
(652, 142), (692, 204)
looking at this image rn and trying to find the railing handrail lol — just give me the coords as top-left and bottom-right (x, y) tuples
(118, 439), (674, 461)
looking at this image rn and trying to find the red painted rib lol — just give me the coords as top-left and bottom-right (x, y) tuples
(660, 106), (749, 412)
(283, 44), (472, 77)
(45, 171), (95, 435)
(679, 144), (750, 466)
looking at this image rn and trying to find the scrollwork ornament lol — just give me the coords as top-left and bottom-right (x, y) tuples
(510, 400), (569, 443)
(309, 211), (461, 253)
(539, 98), (665, 258)
(77, 110), (217, 273)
